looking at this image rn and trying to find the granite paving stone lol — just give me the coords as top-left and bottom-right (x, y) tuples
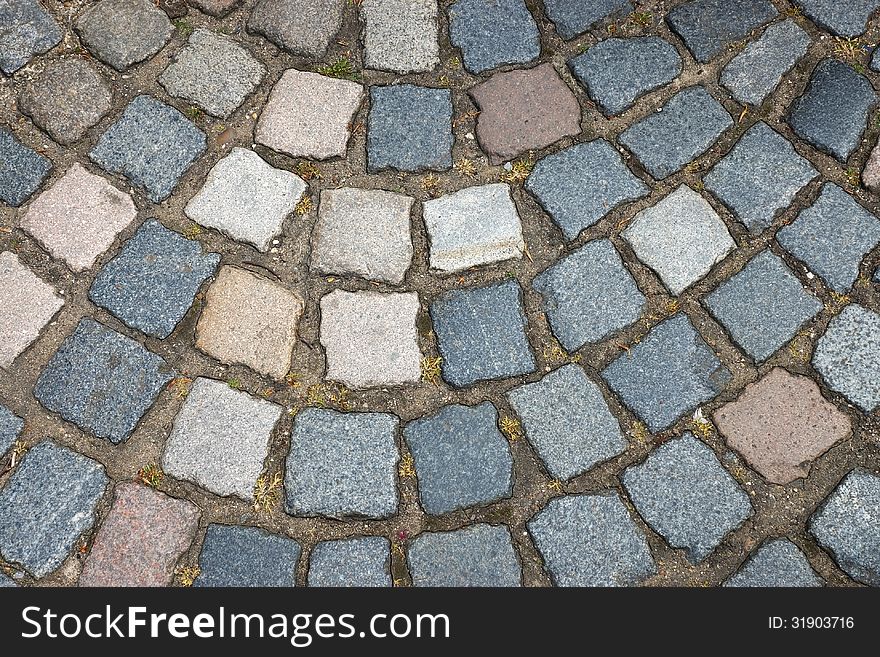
(0, 574), (15, 587)
(863, 139), (880, 191)
(189, 0), (240, 16)
(812, 304), (880, 412)
(19, 59), (113, 145)
(163, 378), (282, 499)
(196, 524), (300, 587)
(788, 59), (877, 162)
(408, 524), (521, 586)
(405, 402), (513, 515)
(423, 183), (524, 272)
(533, 239), (645, 351)
(704, 122), (817, 233)
(0, 441), (107, 578)
(256, 70), (364, 160)
(21, 164), (137, 272)
(185, 148), (306, 251)
(507, 365), (626, 480)
(209, 279), (275, 353)
(618, 86), (732, 179)
(308, 537), (391, 587)
(429, 281), (536, 387)
(470, 63), (581, 165)
(714, 368), (851, 484)
(793, 0), (880, 37)
(35, 319), (173, 443)
(367, 85), (453, 172)
(542, 0), (633, 40)
(0, 128), (52, 207)
(0, 0), (62, 75)
(89, 220), (220, 339)
(159, 29), (266, 119)
(623, 185), (735, 296)
(524, 140), (648, 240)
(529, 493), (656, 586)
(76, 0), (172, 71)
(666, 0), (777, 63)
(89, 95), (206, 203)
(725, 539), (823, 587)
(568, 37), (682, 115)
(720, 20), (812, 106)
(623, 434), (753, 562)
(311, 188), (414, 284)
(361, 0), (439, 73)
(602, 314), (731, 432)
(447, 0), (540, 74)
(248, 0), (345, 58)
(285, 408), (399, 518)
(0, 251), (64, 368)
(777, 184), (880, 293)
(0, 405), (24, 456)
(873, 47), (880, 72)
(704, 250), (823, 362)
(79, 483), (200, 586)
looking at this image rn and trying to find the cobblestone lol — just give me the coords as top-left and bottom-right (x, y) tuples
(247, 0), (344, 58)
(725, 540), (823, 587)
(793, 0), (880, 37)
(666, 0), (777, 63)
(0, 128), (52, 207)
(0, 0), (61, 75)
(542, 0), (633, 40)
(0, 405), (23, 456)
(361, 0), (439, 74)
(196, 524), (300, 587)
(448, 0), (540, 74)
(308, 537), (391, 587)
(76, 0), (172, 71)
(408, 524), (521, 586)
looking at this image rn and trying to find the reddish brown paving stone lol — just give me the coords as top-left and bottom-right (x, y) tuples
(79, 483), (200, 587)
(469, 62), (581, 165)
(713, 368), (851, 485)
(862, 139), (880, 192)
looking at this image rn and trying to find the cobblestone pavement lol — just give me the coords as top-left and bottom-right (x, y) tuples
(1, 0), (879, 588)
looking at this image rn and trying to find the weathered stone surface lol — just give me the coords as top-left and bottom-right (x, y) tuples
(405, 402), (513, 515)
(789, 59), (877, 162)
(308, 537), (391, 587)
(810, 469), (880, 585)
(423, 183), (524, 272)
(569, 37), (682, 115)
(0, 573), (15, 587)
(162, 377), (282, 499)
(623, 434), (753, 562)
(408, 524), (521, 586)
(704, 250), (822, 362)
(90, 220), (219, 339)
(667, 0), (777, 63)
(79, 483), (200, 586)
(19, 59), (113, 145)
(0, 128), (51, 207)
(430, 281), (536, 387)
(470, 63), (581, 165)
(189, 0), (240, 17)
(714, 368), (851, 484)
(602, 314), (731, 432)
(0, 441), (107, 578)
(525, 140), (648, 240)
(624, 185), (735, 296)
(793, 0), (880, 37)
(319, 290), (422, 388)
(618, 86), (732, 179)
(311, 188), (414, 284)
(0, 405), (23, 456)
(720, 19), (811, 106)
(533, 239), (645, 351)
(777, 184), (880, 293)
(813, 304), (880, 412)
(529, 493), (655, 586)
(507, 365), (626, 480)
(725, 540), (823, 587)
(76, 0), (173, 71)
(248, 0), (344, 57)
(361, 0), (439, 73)
(35, 319), (173, 443)
(543, 0), (633, 40)
(0, 0), (62, 74)
(196, 524), (300, 587)
(705, 122), (817, 233)
(447, 0), (540, 74)
(0, 252), (63, 369)
(367, 85), (453, 172)
(256, 70), (364, 160)
(863, 139), (880, 191)
(22, 164), (136, 272)
(89, 95), (206, 203)
(160, 29), (265, 119)
(286, 408), (399, 518)
(185, 148), (306, 252)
